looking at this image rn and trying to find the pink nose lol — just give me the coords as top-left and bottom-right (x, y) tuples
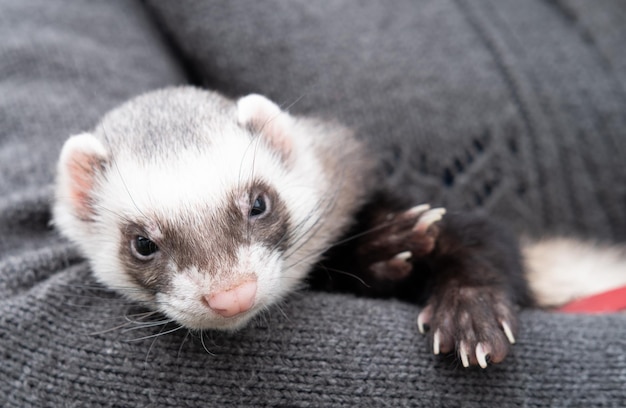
(205, 279), (257, 317)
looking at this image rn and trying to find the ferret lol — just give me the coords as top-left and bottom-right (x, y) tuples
(53, 86), (626, 369)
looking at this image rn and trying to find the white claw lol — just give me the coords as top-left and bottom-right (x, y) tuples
(417, 311), (427, 335)
(406, 204), (431, 217)
(433, 330), (441, 355)
(476, 343), (489, 369)
(501, 321), (516, 345)
(394, 251), (412, 262)
(459, 341), (470, 368)
(413, 208), (447, 233)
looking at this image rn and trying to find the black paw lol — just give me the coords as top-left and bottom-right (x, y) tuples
(417, 286), (517, 368)
(357, 204), (446, 280)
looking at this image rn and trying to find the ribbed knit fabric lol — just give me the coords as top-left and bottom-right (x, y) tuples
(147, 0), (626, 241)
(1, 0), (625, 406)
(3, 264), (626, 407)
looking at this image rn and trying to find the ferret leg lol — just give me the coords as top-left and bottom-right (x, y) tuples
(354, 204), (446, 280)
(415, 212), (528, 368)
(355, 206), (528, 368)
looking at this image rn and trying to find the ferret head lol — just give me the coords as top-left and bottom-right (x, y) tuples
(53, 87), (334, 330)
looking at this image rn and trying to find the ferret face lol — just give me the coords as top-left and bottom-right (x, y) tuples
(54, 88), (330, 330)
(108, 171), (292, 330)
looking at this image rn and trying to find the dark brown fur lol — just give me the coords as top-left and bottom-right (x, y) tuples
(117, 181), (291, 295)
(312, 190), (532, 366)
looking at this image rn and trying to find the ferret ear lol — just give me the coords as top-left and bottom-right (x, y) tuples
(56, 133), (109, 221)
(237, 94), (294, 162)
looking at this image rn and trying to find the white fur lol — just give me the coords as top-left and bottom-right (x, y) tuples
(54, 91), (332, 330)
(524, 238), (626, 307)
(58, 132), (108, 164)
(157, 244), (287, 330)
(100, 135), (284, 217)
(54, 132), (107, 222)
(54, 133), (153, 301)
(237, 94), (282, 125)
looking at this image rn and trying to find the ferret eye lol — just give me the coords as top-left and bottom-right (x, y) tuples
(250, 194), (268, 218)
(131, 236), (159, 260)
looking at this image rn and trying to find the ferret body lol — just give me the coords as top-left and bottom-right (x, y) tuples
(53, 87), (626, 368)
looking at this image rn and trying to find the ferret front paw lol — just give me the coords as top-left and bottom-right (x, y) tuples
(417, 286), (517, 368)
(357, 204), (446, 280)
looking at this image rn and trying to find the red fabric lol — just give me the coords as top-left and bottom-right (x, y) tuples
(558, 285), (626, 313)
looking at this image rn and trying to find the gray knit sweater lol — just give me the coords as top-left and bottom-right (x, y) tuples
(1, 1), (625, 406)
